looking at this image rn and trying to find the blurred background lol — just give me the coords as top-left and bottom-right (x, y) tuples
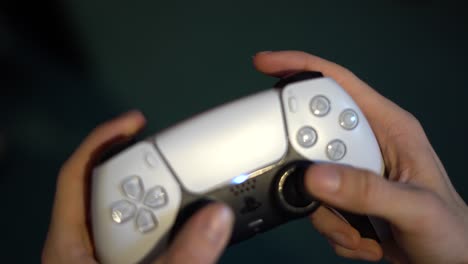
(1, 0), (467, 263)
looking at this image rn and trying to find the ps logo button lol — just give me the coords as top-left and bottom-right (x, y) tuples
(144, 186), (168, 209)
(111, 200), (137, 224)
(326, 140), (347, 161)
(136, 208), (158, 233)
(122, 176), (144, 201)
(310, 95), (331, 117)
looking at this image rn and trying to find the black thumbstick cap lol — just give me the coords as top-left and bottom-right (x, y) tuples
(275, 161), (320, 215)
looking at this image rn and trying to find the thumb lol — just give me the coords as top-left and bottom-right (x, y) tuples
(157, 203), (234, 264)
(304, 164), (435, 231)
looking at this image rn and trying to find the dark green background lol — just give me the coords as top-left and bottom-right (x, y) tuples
(1, 0), (468, 263)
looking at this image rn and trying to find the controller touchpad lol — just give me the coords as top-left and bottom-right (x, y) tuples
(156, 90), (288, 194)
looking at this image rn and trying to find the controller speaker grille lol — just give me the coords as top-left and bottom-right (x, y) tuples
(229, 178), (257, 196)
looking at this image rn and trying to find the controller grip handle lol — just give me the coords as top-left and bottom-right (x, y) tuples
(329, 208), (381, 242)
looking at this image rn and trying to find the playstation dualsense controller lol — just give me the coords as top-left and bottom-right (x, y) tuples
(91, 72), (387, 263)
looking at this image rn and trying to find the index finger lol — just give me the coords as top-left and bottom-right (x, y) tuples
(253, 51), (447, 189)
(50, 110), (146, 229)
(254, 51), (432, 167)
(253, 51), (402, 137)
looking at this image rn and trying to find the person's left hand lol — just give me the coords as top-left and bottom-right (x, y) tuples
(42, 110), (234, 264)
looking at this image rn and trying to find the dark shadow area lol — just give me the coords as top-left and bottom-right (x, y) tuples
(1, 0), (467, 263)
(1, 1), (128, 262)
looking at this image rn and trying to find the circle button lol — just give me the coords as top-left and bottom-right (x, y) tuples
(339, 109), (359, 130)
(326, 140), (347, 161)
(310, 95), (331, 116)
(296, 126), (317, 148)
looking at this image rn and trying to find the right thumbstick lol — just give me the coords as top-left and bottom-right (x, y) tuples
(275, 161), (320, 215)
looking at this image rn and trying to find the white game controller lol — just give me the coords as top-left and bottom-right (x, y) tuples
(91, 72), (388, 264)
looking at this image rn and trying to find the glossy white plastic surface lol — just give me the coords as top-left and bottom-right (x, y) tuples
(92, 76), (388, 264)
(281, 77), (386, 238)
(155, 89), (288, 194)
(282, 77), (384, 175)
(92, 142), (181, 264)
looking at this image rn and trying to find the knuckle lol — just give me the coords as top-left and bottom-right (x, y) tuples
(389, 110), (424, 137)
(384, 110), (429, 150)
(402, 111), (423, 131)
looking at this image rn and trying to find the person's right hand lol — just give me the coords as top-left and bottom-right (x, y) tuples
(254, 51), (468, 263)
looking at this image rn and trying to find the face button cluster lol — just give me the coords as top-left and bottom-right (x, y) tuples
(111, 175), (168, 233)
(288, 94), (360, 161)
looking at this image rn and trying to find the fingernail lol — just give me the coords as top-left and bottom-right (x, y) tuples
(204, 205), (234, 244)
(315, 168), (341, 193)
(329, 232), (350, 248)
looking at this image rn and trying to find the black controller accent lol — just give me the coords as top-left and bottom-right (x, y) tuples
(274, 71), (324, 89)
(276, 71), (381, 242)
(168, 144), (319, 246)
(166, 71), (381, 253)
(92, 70), (388, 264)
(275, 161), (319, 213)
(333, 210), (380, 242)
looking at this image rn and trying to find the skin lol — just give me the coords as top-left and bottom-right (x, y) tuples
(43, 51), (468, 263)
(42, 111), (234, 264)
(253, 51), (468, 263)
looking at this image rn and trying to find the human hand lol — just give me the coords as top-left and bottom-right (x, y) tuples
(253, 51), (468, 263)
(42, 111), (234, 264)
